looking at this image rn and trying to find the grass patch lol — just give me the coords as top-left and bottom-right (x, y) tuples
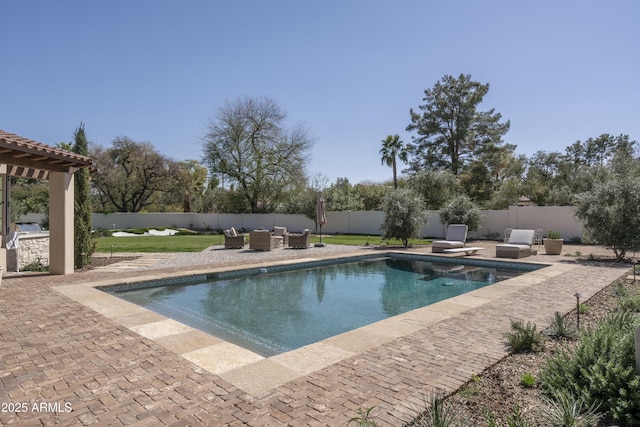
(95, 233), (432, 253)
(95, 235), (222, 253)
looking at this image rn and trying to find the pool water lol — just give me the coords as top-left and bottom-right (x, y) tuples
(115, 257), (532, 356)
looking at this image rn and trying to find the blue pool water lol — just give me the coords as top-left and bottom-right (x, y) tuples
(113, 256), (540, 356)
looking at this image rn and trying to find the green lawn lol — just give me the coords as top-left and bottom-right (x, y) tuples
(95, 233), (432, 253)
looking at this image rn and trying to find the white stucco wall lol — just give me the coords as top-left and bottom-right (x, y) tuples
(92, 206), (583, 240)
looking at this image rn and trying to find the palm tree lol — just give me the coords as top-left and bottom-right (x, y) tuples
(379, 134), (408, 189)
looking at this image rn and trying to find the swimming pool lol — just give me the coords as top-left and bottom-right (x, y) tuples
(110, 254), (544, 357)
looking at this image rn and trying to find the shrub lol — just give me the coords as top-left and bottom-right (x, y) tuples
(20, 258), (48, 272)
(619, 294), (640, 312)
(504, 404), (533, 427)
(615, 281), (640, 311)
(410, 390), (465, 427)
(380, 188), (427, 248)
(520, 373), (536, 388)
(577, 304), (590, 314)
(546, 311), (577, 339)
(458, 375), (482, 399)
(348, 406), (381, 427)
(540, 311), (640, 424)
(573, 152), (640, 262)
(539, 392), (604, 427)
(546, 230), (562, 239)
(438, 194), (484, 232)
(505, 320), (544, 353)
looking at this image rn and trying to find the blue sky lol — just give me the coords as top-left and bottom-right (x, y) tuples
(2, 1), (638, 184)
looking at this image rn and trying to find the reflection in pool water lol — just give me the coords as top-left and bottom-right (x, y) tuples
(114, 256), (537, 356)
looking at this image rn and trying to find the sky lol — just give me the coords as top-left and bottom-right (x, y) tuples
(2, 1), (638, 185)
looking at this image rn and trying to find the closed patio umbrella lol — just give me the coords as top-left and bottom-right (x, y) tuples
(316, 196), (327, 247)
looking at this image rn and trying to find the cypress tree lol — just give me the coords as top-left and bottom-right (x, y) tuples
(72, 123), (94, 268)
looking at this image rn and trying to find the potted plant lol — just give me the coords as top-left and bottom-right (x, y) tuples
(543, 230), (563, 255)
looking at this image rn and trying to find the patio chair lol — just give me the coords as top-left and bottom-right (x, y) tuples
(534, 229), (543, 250)
(249, 230), (275, 251)
(223, 228), (245, 249)
(431, 224), (468, 253)
(288, 229), (311, 248)
(496, 229), (537, 258)
(272, 226), (289, 247)
(503, 228), (513, 242)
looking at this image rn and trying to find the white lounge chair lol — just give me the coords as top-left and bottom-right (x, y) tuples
(432, 224), (468, 253)
(496, 229), (537, 258)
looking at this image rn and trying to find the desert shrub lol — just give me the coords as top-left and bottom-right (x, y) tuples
(539, 392), (604, 427)
(505, 320), (544, 353)
(615, 281), (640, 312)
(410, 390), (465, 427)
(614, 281), (631, 297)
(546, 311), (577, 339)
(348, 406), (381, 427)
(540, 311), (640, 424)
(619, 294), (640, 312)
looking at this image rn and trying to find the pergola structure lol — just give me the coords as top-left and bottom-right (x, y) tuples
(0, 130), (94, 275)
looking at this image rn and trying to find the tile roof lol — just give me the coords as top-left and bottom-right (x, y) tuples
(0, 129), (94, 178)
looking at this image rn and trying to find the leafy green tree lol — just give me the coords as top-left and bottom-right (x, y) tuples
(91, 137), (173, 212)
(379, 134), (408, 189)
(484, 177), (522, 209)
(9, 177), (48, 223)
(211, 186), (251, 213)
(459, 160), (494, 204)
(406, 73), (510, 175)
(460, 141), (518, 204)
(438, 194), (484, 232)
(407, 169), (460, 209)
(275, 172), (329, 220)
(573, 151), (640, 261)
(160, 160), (212, 212)
(380, 188), (427, 247)
(72, 123), (95, 268)
(323, 177), (365, 211)
(481, 153), (527, 209)
(565, 134), (636, 167)
(202, 96), (314, 213)
(353, 183), (391, 210)
(521, 150), (564, 206)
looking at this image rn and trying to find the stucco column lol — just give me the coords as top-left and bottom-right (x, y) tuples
(49, 171), (74, 275)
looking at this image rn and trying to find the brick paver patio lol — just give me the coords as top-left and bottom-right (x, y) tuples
(0, 243), (630, 426)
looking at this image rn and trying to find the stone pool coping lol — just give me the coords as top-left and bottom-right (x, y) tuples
(53, 250), (567, 397)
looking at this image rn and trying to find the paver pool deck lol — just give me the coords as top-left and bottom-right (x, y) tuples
(0, 241), (630, 426)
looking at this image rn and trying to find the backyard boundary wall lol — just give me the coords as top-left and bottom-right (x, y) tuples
(92, 206), (583, 240)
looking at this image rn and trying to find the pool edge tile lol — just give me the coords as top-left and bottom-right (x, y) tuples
(182, 342), (264, 374)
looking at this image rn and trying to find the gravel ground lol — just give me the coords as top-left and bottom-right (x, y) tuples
(88, 242), (373, 271)
(439, 260), (635, 426)
(89, 240), (620, 272)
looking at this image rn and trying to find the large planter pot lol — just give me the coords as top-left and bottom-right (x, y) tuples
(543, 238), (563, 255)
